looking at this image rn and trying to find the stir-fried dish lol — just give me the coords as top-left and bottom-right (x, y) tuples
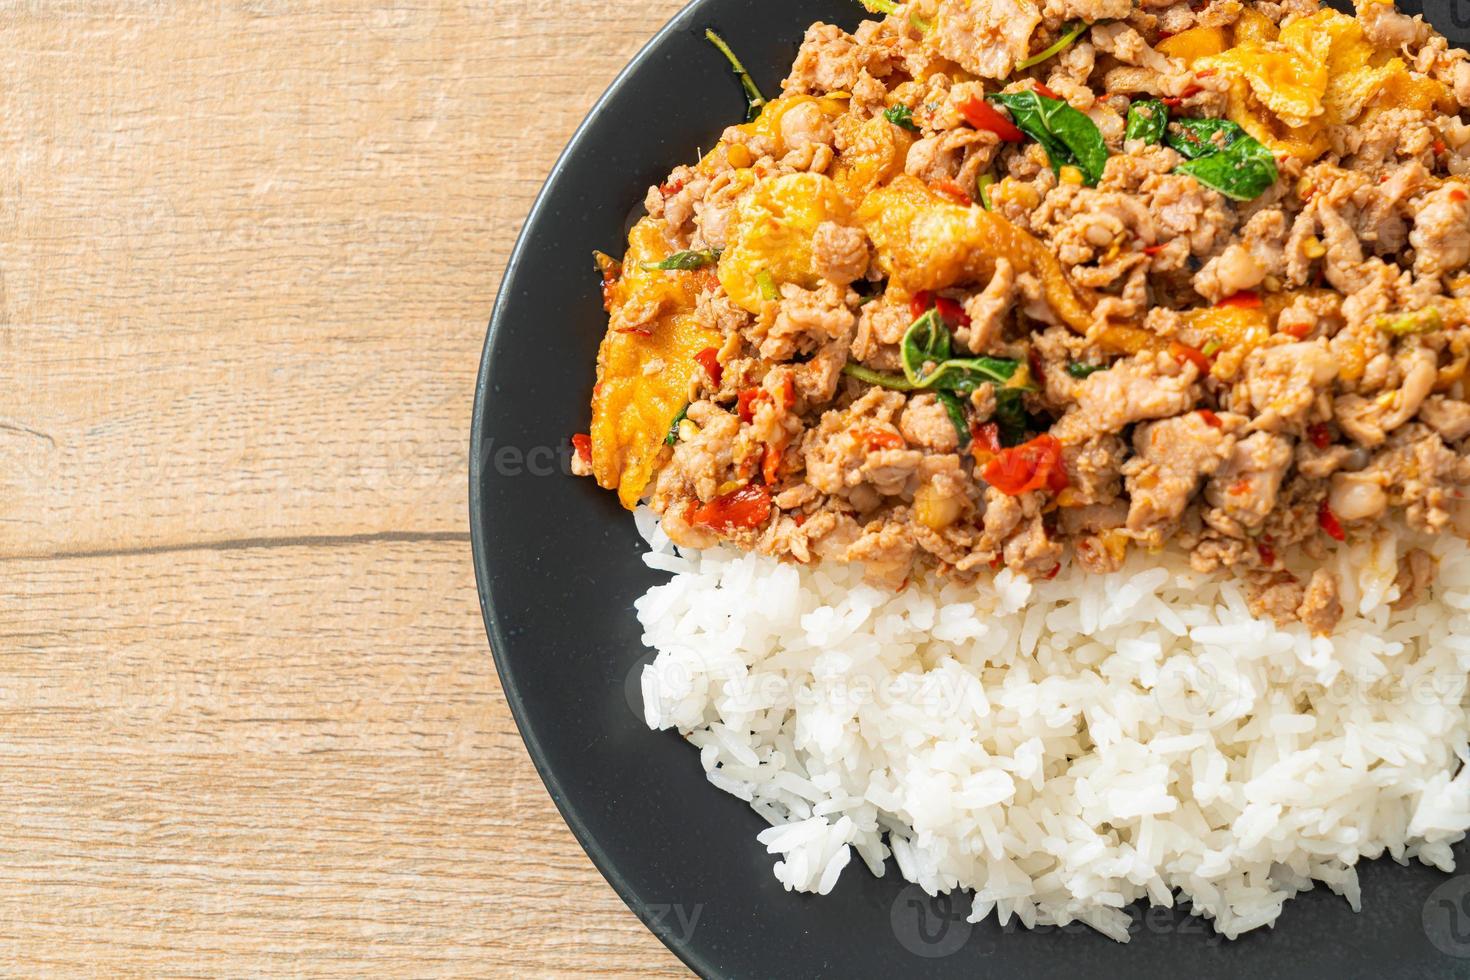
(573, 0), (1470, 633)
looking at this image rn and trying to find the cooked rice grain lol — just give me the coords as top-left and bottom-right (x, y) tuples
(635, 512), (1470, 940)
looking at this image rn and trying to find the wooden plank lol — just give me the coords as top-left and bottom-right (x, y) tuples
(0, 539), (687, 976)
(2, 0), (697, 973)
(0, 0), (685, 558)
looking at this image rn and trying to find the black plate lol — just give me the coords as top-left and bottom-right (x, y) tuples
(471, 3), (1470, 976)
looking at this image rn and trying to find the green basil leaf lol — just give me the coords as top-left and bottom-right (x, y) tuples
(704, 29), (766, 123)
(994, 388), (1031, 447)
(986, 90), (1109, 186)
(1066, 362), (1108, 378)
(665, 404), (690, 446)
(900, 310), (953, 385)
(1175, 133), (1279, 201)
(937, 391), (972, 449)
(844, 357), (1021, 395)
(884, 104), (919, 132)
(1124, 99), (1167, 144)
(925, 357), (1022, 395)
(859, 0), (900, 14)
(642, 249), (721, 271)
(1165, 117), (1247, 160)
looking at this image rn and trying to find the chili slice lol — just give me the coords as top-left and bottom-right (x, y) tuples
(959, 96), (1025, 142)
(776, 374), (796, 409)
(694, 347), (723, 387)
(737, 388), (769, 423)
(762, 444), (784, 485)
(689, 483), (773, 533)
(1319, 500), (1346, 541)
(911, 291), (972, 328)
(1198, 409), (1223, 428)
(935, 296), (971, 327)
(859, 428), (907, 451)
(571, 433), (592, 464)
(1308, 423), (1332, 450)
(981, 433), (1069, 496)
(1169, 340), (1213, 373)
(970, 421), (1001, 459)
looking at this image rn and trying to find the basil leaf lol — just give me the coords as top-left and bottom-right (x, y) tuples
(924, 357), (1022, 395)
(884, 104), (919, 132)
(844, 357), (1021, 395)
(937, 391), (972, 449)
(986, 91), (1109, 186)
(1124, 99), (1167, 144)
(1175, 133), (1279, 201)
(1066, 362), (1108, 378)
(1165, 117), (1247, 161)
(994, 388), (1031, 447)
(705, 29), (766, 123)
(643, 249), (721, 271)
(898, 309), (1026, 394)
(900, 310), (953, 386)
(859, 0), (900, 13)
(665, 404), (690, 446)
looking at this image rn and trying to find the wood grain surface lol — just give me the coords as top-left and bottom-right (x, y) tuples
(0, 0), (692, 974)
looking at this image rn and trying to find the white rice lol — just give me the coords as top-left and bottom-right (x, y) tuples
(632, 507), (1470, 940)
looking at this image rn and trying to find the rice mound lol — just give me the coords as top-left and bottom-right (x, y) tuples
(633, 507), (1470, 940)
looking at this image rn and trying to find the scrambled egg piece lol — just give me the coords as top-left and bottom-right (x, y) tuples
(718, 171), (853, 313)
(1196, 8), (1444, 159)
(832, 113), (915, 204)
(856, 175), (1094, 333)
(590, 218), (720, 508)
(1156, 25), (1228, 64)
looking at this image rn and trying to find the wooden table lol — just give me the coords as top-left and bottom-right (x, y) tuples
(1, 1), (690, 974)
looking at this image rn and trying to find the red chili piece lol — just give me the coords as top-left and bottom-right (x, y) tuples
(695, 347), (723, 387)
(571, 434), (592, 464)
(959, 97), (1025, 142)
(981, 434), (1069, 496)
(689, 483), (773, 533)
(737, 388), (769, 424)
(1169, 340), (1213, 373)
(1319, 500), (1346, 541)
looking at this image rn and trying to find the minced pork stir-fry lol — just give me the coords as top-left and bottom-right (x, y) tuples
(572, 0), (1470, 633)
